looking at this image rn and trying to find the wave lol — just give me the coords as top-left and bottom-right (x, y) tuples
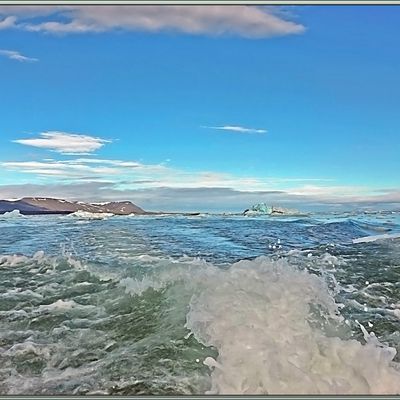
(119, 254), (400, 394)
(2, 250), (400, 394)
(353, 233), (400, 244)
(69, 211), (114, 220)
(183, 257), (400, 394)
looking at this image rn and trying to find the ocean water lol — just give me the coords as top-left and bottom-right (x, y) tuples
(1, 212), (400, 394)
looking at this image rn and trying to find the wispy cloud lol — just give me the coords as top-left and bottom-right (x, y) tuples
(0, 49), (38, 62)
(0, 157), (332, 192)
(1, 160), (120, 178)
(0, 5), (305, 38)
(13, 132), (111, 155)
(204, 125), (267, 134)
(0, 158), (266, 190)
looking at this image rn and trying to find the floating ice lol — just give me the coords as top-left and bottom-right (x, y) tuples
(1, 209), (23, 218)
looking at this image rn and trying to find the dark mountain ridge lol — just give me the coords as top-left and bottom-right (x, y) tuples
(0, 197), (147, 215)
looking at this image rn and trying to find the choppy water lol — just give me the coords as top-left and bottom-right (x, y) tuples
(1, 212), (400, 394)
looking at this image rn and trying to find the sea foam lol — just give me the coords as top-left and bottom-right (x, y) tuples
(2, 246), (400, 394)
(182, 257), (400, 394)
(70, 211), (114, 220)
(117, 254), (400, 394)
(353, 233), (400, 243)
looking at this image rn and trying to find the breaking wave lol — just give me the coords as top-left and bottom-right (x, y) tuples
(184, 257), (400, 394)
(69, 211), (114, 220)
(353, 233), (400, 244)
(116, 253), (400, 394)
(1, 242), (400, 394)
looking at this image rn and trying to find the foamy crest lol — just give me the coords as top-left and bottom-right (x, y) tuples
(183, 257), (400, 394)
(120, 276), (166, 296)
(0, 254), (30, 267)
(353, 233), (400, 244)
(70, 211), (114, 220)
(38, 299), (77, 312)
(119, 257), (207, 295)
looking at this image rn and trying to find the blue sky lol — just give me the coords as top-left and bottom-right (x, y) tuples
(0, 5), (399, 212)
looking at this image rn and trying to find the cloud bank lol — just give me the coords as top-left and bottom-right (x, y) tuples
(1, 155), (397, 212)
(1, 157), (333, 193)
(13, 132), (111, 155)
(0, 182), (399, 213)
(0, 5), (305, 38)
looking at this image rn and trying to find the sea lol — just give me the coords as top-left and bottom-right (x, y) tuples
(1, 211), (400, 395)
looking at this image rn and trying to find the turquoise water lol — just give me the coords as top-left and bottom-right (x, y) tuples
(1, 212), (400, 394)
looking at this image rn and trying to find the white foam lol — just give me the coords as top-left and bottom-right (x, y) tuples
(118, 254), (400, 393)
(0, 254), (29, 267)
(181, 257), (400, 394)
(2, 288), (43, 301)
(38, 299), (77, 312)
(2, 249), (400, 394)
(120, 276), (166, 296)
(136, 254), (164, 262)
(387, 309), (400, 320)
(4, 340), (52, 358)
(70, 211), (114, 220)
(353, 233), (400, 244)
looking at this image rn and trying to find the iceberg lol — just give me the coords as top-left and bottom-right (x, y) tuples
(243, 203), (306, 217)
(1, 209), (24, 218)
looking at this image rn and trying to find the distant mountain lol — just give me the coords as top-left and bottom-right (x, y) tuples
(0, 197), (147, 215)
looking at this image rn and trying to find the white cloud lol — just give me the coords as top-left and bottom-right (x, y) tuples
(0, 15), (16, 29)
(204, 125), (267, 134)
(73, 158), (142, 168)
(0, 49), (38, 62)
(287, 185), (363, 197)
(13, 132), (111, 155)
(1, 160), (120, 178)
(0, 5), (305, 38)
